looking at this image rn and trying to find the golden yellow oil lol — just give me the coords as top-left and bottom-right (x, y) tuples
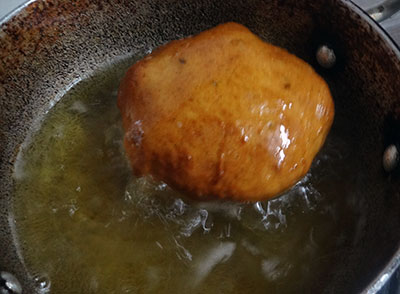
(13, 57), (360, 294)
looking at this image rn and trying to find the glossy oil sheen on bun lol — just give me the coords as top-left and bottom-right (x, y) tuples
(118, 22), (334, 201)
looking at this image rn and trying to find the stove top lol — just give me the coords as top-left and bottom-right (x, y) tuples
(355, 0), (400, 44)
(378, 269), (400, 294)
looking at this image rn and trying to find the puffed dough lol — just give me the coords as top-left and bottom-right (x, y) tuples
(118, 22), (334, 201)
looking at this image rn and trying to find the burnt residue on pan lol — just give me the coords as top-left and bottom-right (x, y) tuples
(1, 0), (400, 294)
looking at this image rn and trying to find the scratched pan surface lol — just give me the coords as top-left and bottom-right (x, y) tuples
(1, 0), (400, 293)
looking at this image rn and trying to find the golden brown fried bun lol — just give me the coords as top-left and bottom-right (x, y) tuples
(118, 22), (334, 201)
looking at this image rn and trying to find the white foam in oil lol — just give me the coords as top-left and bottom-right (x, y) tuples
(13, 56), (361, 294)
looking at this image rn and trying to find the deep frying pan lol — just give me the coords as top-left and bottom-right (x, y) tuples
(1, 0), (400, 293)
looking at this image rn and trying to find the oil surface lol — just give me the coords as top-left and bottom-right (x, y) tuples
(14, 57), (361, 294)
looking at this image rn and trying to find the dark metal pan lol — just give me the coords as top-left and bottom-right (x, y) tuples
(1, 0), (400, 293)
